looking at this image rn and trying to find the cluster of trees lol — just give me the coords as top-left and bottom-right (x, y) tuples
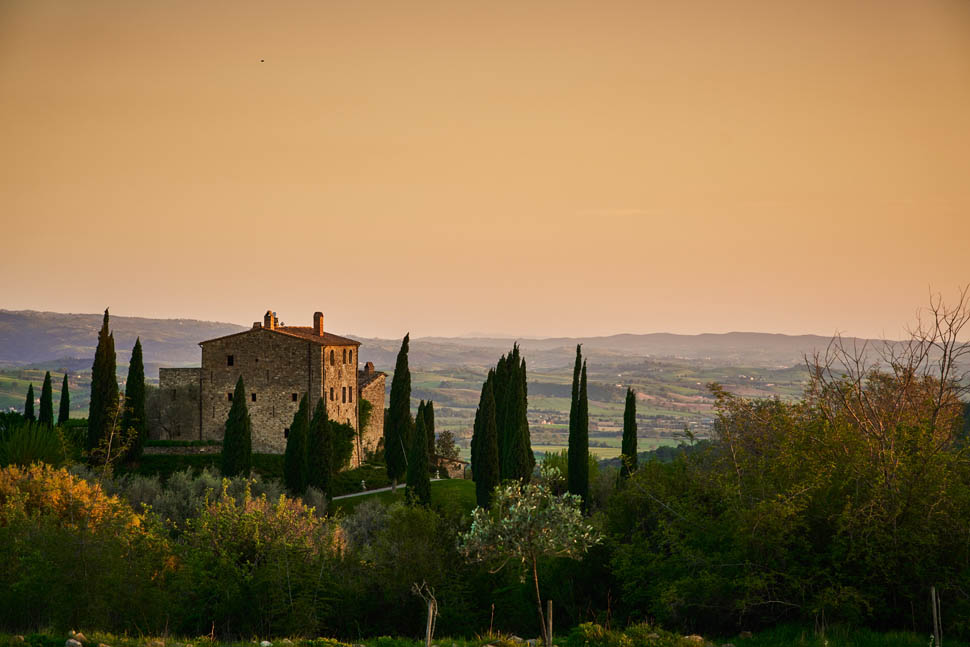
(382, 334), (441, 505)
(469, 344), (535, 507)
(20, 371), (70, 428)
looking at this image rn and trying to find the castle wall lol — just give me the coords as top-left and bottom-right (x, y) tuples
(358, 373), (385, 465)
(156, 367), (201, 440)
(323, 344), (358, 430)
(201, 329), (317, 453)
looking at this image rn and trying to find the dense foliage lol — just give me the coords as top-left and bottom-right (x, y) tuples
(385, 334), (412, 486)
(57, 373), (70, 425)
(38, 372), (53, 429)
(121, 338), (147, 461)
(221, 377), (252, 477)
(87, 309), (118, 455)
(620, 387), (637, 478)
(405, 411), (431, 505)
(284, 394), (310, 494)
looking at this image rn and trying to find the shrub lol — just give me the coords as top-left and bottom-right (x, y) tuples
(0, 421), (67, 467)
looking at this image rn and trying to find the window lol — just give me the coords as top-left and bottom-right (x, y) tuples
(349, 388), (353, 403)
(342, 386), (346, 403)
(284, 428), (289, 439)
(227, 392), (233, 401)
(348, 350), (353, 363)
(330, 350), (335, 365)
(251, 393), (256, 402)
(171, 388), (177, 401)
(342, 348), (347, 363)
(291, 393), (298, 402)
(227, 354), (234, 367)
(330, 387), (334, 401)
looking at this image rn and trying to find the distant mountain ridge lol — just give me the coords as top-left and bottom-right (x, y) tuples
(1, 309), (884, 375)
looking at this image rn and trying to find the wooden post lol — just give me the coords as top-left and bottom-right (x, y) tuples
(931, 586), (941, 647)
(546, 599), (553, 646)
(425, 599), (434, 647)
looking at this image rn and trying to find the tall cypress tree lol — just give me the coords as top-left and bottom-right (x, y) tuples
(24, 384), (35, 422)
(121, 338), (147, 460)
(569, 361), (590, 506)
(567, 345), (585, 498)
(473, 377), (500, 508)
(38, 372), (53, 428)
(384, 333), (412, 489)
(221, 376), (252, 477)
(284, 393), (310, 494)
(406, 407), (431, 505)
(499, 347), (534, 482)
(57, 373), (70, 425)
(424, 400), (436, 466)
(87, 309), (118, 453)
(621, 387), (638, 479)
(308, 397), (333, 500)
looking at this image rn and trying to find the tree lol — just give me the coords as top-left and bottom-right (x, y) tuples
(620, 387), (638, 478)
(423, 399), (436, 465)
(435, 429), (460, 462)
(307, 397), (333, 499)
(472, 377), (500, 508)
(221, 376), (252, 477)
(356, 396), (374, 466)
(38, 372), (53, 428)
(497, 345), (534, 482)
(121, 338), (147, 461)
(57, 373), (70, 425)
(568, 350), (589, 505)
(385, 333), (412, 490)
(460, 473), (601, 646)
(284, 393), (310, 494)
(23, 384), (34, 422)
(406, 410), (431, 505)
(87, 309), (119, 454)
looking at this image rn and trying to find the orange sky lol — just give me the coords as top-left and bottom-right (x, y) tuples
(1, 0), (968, 339)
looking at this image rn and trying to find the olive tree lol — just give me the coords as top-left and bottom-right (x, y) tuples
(459, 468), (600, 645)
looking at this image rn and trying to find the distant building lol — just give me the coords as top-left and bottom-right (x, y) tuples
(157, 310), (385, 466)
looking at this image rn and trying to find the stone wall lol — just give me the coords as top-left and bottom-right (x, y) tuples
(358, 373), (386, 465)
(155, 368), (201, 440)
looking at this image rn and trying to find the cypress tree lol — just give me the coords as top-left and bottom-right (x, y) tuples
(424, 399), (436, 466)
(221, 376), (252, 477)
(284, 393), (310, 494)
(567, 345), (585, 498)
(620, 387), (638, 479)
(384, 333), (412, 489)
(471, 370), (495, 483)
(38, 372), (53, 428)
(499, 347), (534, 481)
(568, 361), (590, 506)
(473, 377), (500, 508)
(121, 338), (147, 460)
(87, 309), (118, 453)
(57, 373), (70, 425)
(24, 384), (35, 422)
(308, 397), (333, 500)
(406, 406), (431, 505)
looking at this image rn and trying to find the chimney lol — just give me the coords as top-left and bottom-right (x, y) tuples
(264, 310), (276, 330)
(364, 361), (374, 374)
(313, 311), (324, 336)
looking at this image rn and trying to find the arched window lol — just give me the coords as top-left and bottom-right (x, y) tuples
(348, 350), (353, 363)
(342, 348), (347, 363)
(330, 350), (335, 365)
(330, 387), (334, 401)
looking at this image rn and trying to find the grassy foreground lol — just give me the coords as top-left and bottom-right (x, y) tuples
(330, 478), (476, 515)
(0, 624), (952, 647)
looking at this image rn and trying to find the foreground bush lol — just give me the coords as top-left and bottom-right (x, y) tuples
(0, 464), (172, 632)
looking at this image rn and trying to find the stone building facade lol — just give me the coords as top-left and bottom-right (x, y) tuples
(158, 310), (385, 466)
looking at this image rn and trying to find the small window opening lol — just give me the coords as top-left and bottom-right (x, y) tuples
(330, 350), (335, 365)
(171, 389), (177, 401)
(227, 392), (233, 402)
(292, 393), (298, 402)
(284, 428), (290, 438)
(330, 387), (334, 401)
(251, 392), (256, 402)
(348, 350), (353, 363)
(342, 386), (346, 403)
(343, 348), (347, 363)
(349, 388), (353, 403)
(227, 354), (234, 367)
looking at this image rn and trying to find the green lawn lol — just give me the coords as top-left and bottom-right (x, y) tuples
(330, 478), (477, 515)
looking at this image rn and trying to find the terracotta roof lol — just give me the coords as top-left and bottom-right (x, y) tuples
(276, 326), (361, 347)
(358, 368), (386, 389)
(199, 326), (360, 347)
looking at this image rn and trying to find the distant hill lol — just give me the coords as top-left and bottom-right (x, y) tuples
(0, 310), (245, 367)
(1, 308), (883, 376)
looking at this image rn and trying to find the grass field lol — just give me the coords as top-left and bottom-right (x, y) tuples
(330, 478), (477, 515)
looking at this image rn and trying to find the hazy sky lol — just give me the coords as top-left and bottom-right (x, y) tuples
(2, 0), (968, 339)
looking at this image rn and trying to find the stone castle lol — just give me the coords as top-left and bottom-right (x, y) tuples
(158, 310), (385, 466)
